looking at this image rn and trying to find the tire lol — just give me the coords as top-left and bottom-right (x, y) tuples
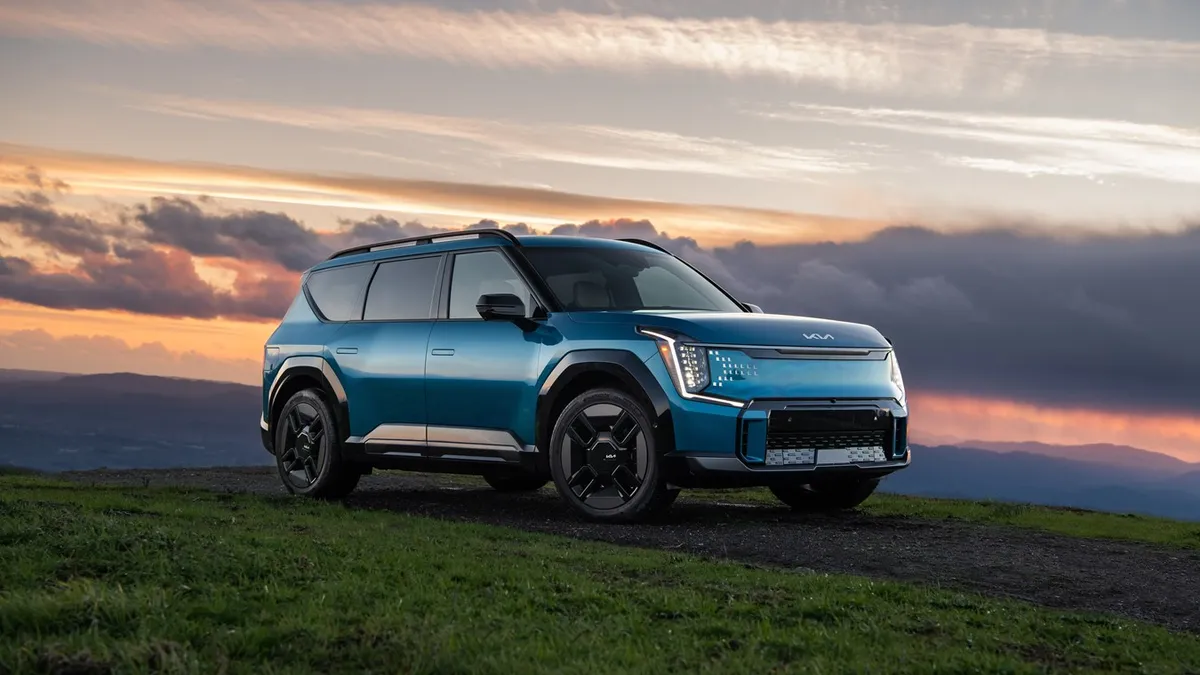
(769, 476), (880, 512)
(483, 473), (549, 492)
(274, 389), (361, 499)
(548, 388), (679, 523)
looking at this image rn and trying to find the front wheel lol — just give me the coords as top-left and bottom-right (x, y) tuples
(274, 389), (361, 499)
(549, 388), (678, 523)
(770, 477), (880, 512)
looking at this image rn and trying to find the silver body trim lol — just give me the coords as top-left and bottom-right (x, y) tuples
(817, 446), (888, 465)
(264, 354), (349, 433)
(349, 424), (537, 455)
(357, 423), (426, 444)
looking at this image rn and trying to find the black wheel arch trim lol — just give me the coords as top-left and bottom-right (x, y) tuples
(536, 349), (673, 465)
(265, 356), (350, 453)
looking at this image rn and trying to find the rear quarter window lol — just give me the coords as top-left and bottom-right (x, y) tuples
(304, 263), (373, 321)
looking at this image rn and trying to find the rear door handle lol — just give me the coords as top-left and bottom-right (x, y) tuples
(335, 347), (358, 354)
(430, 348), (455, 356)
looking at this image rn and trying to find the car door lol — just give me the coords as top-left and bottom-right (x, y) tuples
(329, 253), (444, 445)
(424, 248), (548, 458)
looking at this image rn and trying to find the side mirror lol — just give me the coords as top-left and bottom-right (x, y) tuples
(745, 303), (765, 314)
(476, 293), (527, 321)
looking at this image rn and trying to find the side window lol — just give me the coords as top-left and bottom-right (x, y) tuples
(448, 250), (534, 319)
(305, 264), (373, 321)
(363, 256), (442, 321)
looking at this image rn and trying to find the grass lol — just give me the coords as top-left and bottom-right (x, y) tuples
(2, 476), (1199, 674)
(682, 487), (1200, 551)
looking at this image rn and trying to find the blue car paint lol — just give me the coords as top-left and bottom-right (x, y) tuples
(261, 233), (910, 489)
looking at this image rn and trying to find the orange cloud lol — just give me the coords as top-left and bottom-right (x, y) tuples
(0, 299), (272, 375)
(0, 326), (263, 385)
(909, 391), (1200, 463)
(0, 142), (884, 247)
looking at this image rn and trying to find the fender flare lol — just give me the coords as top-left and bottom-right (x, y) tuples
(535, 349), (673, 459)
(265, 356), (351, 451)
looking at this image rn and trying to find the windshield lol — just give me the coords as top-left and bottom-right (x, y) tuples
(521, 246), (745, 312)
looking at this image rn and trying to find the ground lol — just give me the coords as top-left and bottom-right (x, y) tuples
(2, 468), (1199, 674)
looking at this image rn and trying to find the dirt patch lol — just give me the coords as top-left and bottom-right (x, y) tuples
(58, 466), (1200, 634)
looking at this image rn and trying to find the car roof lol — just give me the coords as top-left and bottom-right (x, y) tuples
(309, 231), (660, 272)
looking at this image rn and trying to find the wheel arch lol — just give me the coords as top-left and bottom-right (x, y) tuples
(267, 356), (351, 453)
(535, 350), (674, 471)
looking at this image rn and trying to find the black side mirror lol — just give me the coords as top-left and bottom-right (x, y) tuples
(476, 293), (527, 321)
(745, 303), (765, 314)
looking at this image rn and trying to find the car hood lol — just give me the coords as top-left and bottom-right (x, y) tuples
(567, 310), (892, 349)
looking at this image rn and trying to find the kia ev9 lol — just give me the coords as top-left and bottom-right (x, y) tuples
(260, 229), (910, 522)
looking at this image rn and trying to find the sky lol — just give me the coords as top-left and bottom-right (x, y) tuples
(1, 0), (1199, 460)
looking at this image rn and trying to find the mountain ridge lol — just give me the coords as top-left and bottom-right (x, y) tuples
(1, 369), (1197, 520)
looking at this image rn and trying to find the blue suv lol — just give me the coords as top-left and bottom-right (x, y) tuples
(260, 229), (910, 522)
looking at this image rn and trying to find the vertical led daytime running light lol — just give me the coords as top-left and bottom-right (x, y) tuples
(637, 328), (743, 408)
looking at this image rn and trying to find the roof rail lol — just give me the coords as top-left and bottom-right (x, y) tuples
(325, 228), (521, 261)
(617, 238), (670, 254)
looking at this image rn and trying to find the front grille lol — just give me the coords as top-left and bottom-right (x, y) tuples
(766, 430), (888, 452)
(762, 408), (894, 466)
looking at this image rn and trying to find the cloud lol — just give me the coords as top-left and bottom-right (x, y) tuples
(759, 104), (1200, 184)
(4, 175), (1199, 418)
(0, 244), (298, 322)
(0, 192), (112, 256)
(0, 143), (882, 246)
(135, 196), (327, 272)
(137, 95), (864, 181)
(909, 392), (1200, 464)
(4, 0), (1199, 96)
(648, 224), (1200, 417)
(0, 329), (260, 385)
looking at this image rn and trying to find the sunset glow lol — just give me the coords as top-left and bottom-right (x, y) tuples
(2, 0), (1197, 463)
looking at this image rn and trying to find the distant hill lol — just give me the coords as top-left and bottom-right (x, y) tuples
(882, 445), (1200, 521)
(0, 371), (268, 472)
(953, 439), (1195, 475)
(0, 368), (70, 382)
(2, 369), (1198, 521)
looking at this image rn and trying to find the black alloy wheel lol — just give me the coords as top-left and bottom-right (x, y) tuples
(279, 400), (325, 488)
(549, 388), (678, 522)
(274, 389), (361, 499)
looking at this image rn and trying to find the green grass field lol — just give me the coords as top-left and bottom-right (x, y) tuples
(2, 476), (1199, 674)
(682, 487), (1200, 551)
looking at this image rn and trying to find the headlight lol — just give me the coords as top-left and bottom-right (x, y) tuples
(889, 351), (906, 404)
(637, 328), (742, 408)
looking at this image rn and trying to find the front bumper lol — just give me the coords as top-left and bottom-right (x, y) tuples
(663, 451), (910, 488)
(260, 415), (274, 454)
(664, 397), (910, 489)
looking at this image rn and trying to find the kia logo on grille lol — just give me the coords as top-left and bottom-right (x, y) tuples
(804, 333), (834, 340)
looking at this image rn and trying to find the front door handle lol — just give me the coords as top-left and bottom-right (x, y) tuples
(430, 348), (455, 356)
(335, 347), (358, 354)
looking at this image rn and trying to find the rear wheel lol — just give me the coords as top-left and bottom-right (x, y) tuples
(274, 389), (361, 499)
(769, 477), (879, 512)
(483, 473), (548, 492)
(549, 388), (678, 523)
